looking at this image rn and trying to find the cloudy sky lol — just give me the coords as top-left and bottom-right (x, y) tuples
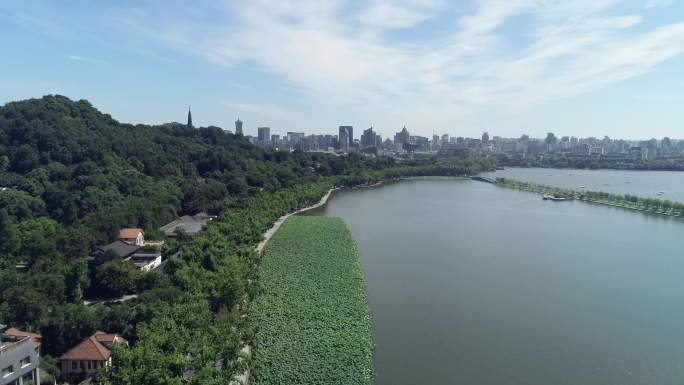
(1, 0), (683, 139)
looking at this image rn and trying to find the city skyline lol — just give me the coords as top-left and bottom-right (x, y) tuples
(2, 1), (684, 139)
(211, 115), (683, 142)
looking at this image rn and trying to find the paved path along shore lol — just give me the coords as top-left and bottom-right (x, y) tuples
(255, 188), (336, 255)
(233, 188), (336, 385)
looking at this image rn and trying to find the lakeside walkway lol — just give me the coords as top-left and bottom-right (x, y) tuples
(234, 188), (336, 385)
(256, 188), (336, 255)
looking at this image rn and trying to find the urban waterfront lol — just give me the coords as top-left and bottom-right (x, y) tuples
(482, 168), (684, 203)
(310, 178), (684, 385)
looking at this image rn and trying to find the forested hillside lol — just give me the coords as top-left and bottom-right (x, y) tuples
(0, 95), (495, 384)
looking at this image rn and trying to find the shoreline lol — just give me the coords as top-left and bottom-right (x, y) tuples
(237, 189), (339, 385)
(488, 177), (684, 220)
(243, 174), (471, 384)
(256, 187), (338, 255)
(257, 176), (472, 255)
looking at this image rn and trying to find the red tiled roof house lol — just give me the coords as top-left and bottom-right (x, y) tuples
(60, 332), (127, 384)
(118, 228), (144, 246)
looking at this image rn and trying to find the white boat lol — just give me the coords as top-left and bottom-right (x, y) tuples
(543, 194), (574, 201)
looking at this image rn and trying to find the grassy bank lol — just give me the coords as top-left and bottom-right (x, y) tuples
(495, 177), (684, 217)
(250, 216), (373, 385)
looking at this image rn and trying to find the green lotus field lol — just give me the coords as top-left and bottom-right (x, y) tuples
(251, 215), (373, 385)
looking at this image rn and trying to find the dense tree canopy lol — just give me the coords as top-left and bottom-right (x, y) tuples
(0, 95), (496, 384)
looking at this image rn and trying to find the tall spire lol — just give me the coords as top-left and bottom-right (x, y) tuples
(187, 105), (193, 128)
(235, 116), (243, 135)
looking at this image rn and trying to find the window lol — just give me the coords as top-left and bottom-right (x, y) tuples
(87, 361), (91, 370)
(2, 365), (14, 377)
(22, 371), (34, 382)
(20, 356), (31, 368)
(72, 362), (77, 370)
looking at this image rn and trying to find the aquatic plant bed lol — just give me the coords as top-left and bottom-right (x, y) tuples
(251, 216), (373, 385)
(494, 177), (684, 217)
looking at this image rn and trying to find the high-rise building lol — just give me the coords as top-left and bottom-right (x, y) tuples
(441, 134), (450, 145)
(286, 132), (305, 144)
(235, 117), (243, 135)
(338, 126), (353, 151)
(432, 134), (440, 151)
(257, 127), (270, 144)
(394, 126), (410, 145)
(361, 127), (377, 148)
(187, 106), (193, 128)
(456, 137), (465, 149)
(482, 132), (489, 143)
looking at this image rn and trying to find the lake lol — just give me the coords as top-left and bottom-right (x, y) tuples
(310, 179), (684, 385)
(481, 168), (684, 203)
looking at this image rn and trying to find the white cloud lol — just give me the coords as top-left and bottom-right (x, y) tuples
(131, 0), (684, 134)
(644, 0), (675, 8)
(356, 0), (445, 29)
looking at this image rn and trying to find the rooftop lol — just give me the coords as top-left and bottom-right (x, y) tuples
(1, 330), (34, 353)
(94, 240), (140, 259)
(159, 213), (216, 237)
(118, 228), (143, 239)
(60, 332), (127, 361)
(3, 327), (42, 350)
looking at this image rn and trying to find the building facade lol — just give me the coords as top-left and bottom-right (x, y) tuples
(338, 126), (353, 151)
(118, 228), (144, 246)
(257, 127), (270, 145)
(394, 126), (410, 146)
(0, 327), (41, 385)
(361, 127), (377, 148)
(60, 332), (127, 385)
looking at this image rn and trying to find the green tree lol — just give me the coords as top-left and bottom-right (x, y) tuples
(65, 260), (89, 303)
(95, 260), (141, 298)
(0, 209), (19, 256)
(12, 144), (40, 173)
(0, 155), (10, 171)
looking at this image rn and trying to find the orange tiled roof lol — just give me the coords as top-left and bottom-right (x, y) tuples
(118, 228), (143, 239)
(61, 335), (111, 361)
(93, 331), (127, 345)
(4, 327), (42, 349)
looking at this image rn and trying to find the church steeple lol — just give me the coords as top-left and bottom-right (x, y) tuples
(187, 105), (193, 128)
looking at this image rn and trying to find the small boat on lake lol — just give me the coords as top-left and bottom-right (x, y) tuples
(543, 194), (575, 201)
(657, 191), (665, 196)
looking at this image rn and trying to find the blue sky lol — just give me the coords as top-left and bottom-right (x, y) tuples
(1, 0), (683, 139)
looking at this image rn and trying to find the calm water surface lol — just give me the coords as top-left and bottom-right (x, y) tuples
(481, 168), (684, 202)
(311, 179), (684, 385)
